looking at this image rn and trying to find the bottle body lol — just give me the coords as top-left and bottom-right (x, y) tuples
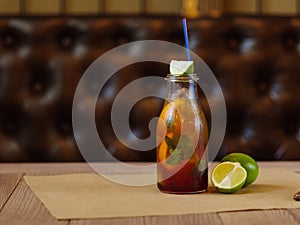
(156, 74), (208, 194)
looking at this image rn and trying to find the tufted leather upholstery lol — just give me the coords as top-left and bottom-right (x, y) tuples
(0, 16), (299, 162)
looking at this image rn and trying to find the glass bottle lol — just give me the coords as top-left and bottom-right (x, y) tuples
(156, 74), (208, 194)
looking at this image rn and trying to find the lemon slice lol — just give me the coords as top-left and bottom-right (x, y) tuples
(211, 162), (247, 194)
(170, 60), (194, 75)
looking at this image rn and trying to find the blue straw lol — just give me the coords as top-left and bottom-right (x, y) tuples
(182, 18), (191, 61)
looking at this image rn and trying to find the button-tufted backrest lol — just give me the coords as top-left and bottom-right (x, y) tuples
(0, 16), (299, 161)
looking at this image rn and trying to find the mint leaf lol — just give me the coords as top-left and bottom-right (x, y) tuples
(165, 135), (195, 165)
(177, 135), (194, 159)
(165, 136), (176, 149)
(166, 148), (183, 164)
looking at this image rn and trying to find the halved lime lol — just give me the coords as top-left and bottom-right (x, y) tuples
(221, 153), (259, 187)
(170, 60), (194, 75)
(211, 162), (247, 194)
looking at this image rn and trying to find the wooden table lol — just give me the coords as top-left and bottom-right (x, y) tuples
(0, 162), (299, 225)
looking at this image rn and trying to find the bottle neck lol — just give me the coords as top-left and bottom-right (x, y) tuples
(166, 74), (199, 100)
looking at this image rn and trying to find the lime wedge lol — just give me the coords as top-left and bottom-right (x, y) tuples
(221, 153), (259, 187)
(211, 162), (247, 194)
(170, 60), (194, 75)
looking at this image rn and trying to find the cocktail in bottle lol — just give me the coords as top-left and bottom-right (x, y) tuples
(156, 60), (208, 194)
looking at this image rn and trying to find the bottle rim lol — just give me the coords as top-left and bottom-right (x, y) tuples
(166, 74), (198, 81)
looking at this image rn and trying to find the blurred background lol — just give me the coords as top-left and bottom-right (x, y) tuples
(0, 0), (299, 16)
(0, 0), (299, 162)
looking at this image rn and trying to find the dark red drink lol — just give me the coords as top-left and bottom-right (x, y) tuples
(156, 86), (208, 194)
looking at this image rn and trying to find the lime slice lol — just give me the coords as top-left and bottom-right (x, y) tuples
(221, 153), (259, 187)
(211, 162), (247, 194)
(170, 60), (194, 75)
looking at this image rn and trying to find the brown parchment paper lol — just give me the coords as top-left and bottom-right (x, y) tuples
(24, 169), (300, 219)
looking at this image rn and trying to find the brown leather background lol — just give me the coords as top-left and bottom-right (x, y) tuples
(0, 16), (299, 161)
